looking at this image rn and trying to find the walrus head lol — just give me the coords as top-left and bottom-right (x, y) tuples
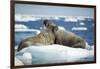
(43, 19), (58, 32)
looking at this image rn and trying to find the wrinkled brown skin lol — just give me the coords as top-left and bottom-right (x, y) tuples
(17, 20), (56, 51)
(54, 29), (86, 48)
(44, 20), (86, 49)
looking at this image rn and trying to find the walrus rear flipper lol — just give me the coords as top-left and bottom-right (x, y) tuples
(72, 41), (86, 49)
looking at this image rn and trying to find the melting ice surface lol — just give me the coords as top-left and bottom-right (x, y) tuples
(15, 44), (94, 65)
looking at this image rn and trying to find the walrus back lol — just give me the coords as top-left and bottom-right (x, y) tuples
(17, 30), (55, 51)
(54, 29), (86, 48)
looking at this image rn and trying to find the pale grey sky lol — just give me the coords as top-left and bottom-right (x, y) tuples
(15, 4), (94, 17)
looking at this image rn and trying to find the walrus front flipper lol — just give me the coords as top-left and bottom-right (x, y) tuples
(17, 41), (31, 51)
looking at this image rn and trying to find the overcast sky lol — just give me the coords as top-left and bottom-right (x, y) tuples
(15, 4), (94, 17)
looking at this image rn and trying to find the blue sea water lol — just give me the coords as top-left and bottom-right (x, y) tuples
(15, 18), (94, 46)
(15, 32), (36, 46)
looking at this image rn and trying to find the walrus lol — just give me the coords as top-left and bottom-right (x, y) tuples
(17, 20), (56, 51)
(43, 20), (86, 49)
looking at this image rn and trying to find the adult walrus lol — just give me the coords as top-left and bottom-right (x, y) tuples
(17, 20), (56, 51)
(43, 20), (86, 49)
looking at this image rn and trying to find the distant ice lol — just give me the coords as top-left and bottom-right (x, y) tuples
(41, 16), (59, 20)
(72, 27), (87, 31)
(77, 16), (85, 21)
(54, 17), (59, 20)
(15, 14), (41, 22)
(15, 29), (40, 34)
(58, 26), (66, 31)
(65, 17), (78, 22)
(15, 44), (94, 65)
(15, 14), (93, 22)
(64, 16), (93, 22)
(15, 24), (28, 29)
(15, 24), (40, 34)
(80, 22), (85, 26)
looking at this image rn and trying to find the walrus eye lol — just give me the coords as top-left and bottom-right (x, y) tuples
(43, 20), (49, 26)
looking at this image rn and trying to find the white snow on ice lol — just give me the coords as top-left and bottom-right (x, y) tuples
(15, 14), (41, 22)
(80, 22), (85, 26)
(15, 24), (40, 34)
(72, 27), (87, 31)
(15, 24), (28, 29)
(58, 26), (66, 31)
(15, 57), (24, 66)
(64, 17), (78, 22)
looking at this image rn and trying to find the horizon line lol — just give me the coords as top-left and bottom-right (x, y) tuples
(15, 14), (94, 18)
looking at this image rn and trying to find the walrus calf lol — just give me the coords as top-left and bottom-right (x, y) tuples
(17, 20), (56, 51)
(43, 20), (86, 49)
